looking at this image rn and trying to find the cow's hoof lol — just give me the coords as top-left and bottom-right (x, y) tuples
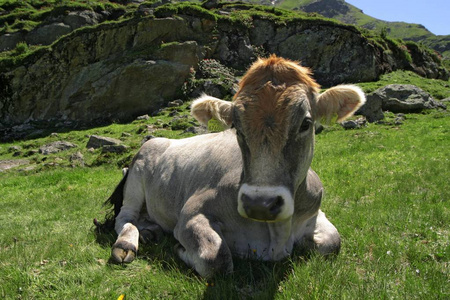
(112, 242), (137, 263)
(173, 243), (185, 255)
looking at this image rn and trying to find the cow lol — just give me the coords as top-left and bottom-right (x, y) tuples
(106, 55), (365, 278)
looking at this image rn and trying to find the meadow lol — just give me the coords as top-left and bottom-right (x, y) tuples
(0, 104), (448, 299)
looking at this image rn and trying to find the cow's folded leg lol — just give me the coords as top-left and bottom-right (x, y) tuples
(139, 223), (164, 244)
(174, 214), (233, 278)
(300, 210), (341, 256)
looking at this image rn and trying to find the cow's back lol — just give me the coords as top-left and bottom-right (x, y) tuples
(132, 130), (242, 231)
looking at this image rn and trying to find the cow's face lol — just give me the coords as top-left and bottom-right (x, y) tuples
(232, 83), (316, 221)
(191, 56), (366, 222)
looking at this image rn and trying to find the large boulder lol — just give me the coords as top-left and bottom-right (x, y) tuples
(357, 84), (446, 122)
(356, 93), (384, 122)
(25, 23), (72, 46)
(379, 84), (445, 113)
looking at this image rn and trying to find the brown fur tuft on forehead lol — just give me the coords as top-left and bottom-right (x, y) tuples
(235, 83), (307, 153)
(233, 55), (316, 152)
(235, 55), (320, 96)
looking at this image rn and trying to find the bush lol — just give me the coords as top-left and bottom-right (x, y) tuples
(15, 42), (29, 55)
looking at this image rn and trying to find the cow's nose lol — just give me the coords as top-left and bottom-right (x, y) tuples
(240, 193), (284, 221)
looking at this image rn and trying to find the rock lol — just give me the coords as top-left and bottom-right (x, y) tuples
(341, 120), (358, 129)
(357, 92), (385, 122)
(70, 151), (85, 167)
(378, 84), (444, 113)
(8, 146), (22, 153)
(86, 135), (122, 149)
(440, 97), (450, 103)
(39, 141), (77, 155)
(169, 110), (179, 117)
(25, 150), (39, 157)
(358, 84), (445, 122)
(341, 117), (367, 129)
(0, 32), (25, 51)
(102, 144), (129, 154)
(0, 159), (30, 172)
(136, 114), (150, 120)
(394, 113), (406, 125)
(183, 126), (208, 135)
(63, 11), (102, 30)
(168, 100), (184, 107)
(25, 23), (72, 46)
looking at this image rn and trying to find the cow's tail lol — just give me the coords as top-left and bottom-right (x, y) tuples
(94, 168), (129, 234)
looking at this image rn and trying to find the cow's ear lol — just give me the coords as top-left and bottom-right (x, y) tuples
(191, 94), (233, 128)
(315, 85), (366, 123)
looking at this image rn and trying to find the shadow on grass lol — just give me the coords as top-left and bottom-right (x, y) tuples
(93, 222), (319, 299)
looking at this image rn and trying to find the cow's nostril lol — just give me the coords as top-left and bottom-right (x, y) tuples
(241, 193), (251, 203)
(269, 196), (284, 214)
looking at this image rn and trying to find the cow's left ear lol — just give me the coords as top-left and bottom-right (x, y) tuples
(191, 94), (234, 128)
(315, 85), (366, 123)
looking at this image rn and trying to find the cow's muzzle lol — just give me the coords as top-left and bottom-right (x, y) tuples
(237, 184), (294, 221)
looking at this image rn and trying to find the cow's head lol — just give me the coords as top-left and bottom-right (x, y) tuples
(191, 55), (365, 222)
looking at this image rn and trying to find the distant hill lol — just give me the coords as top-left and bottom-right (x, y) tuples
(241, 0), (450, 59)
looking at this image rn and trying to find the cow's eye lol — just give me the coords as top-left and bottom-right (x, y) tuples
(300, 118), (312, 132)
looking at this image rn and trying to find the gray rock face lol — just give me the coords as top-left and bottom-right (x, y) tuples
(0, 6), (447, 138)
(1, 18), (201, 127)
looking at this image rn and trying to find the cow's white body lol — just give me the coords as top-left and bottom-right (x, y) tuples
(108, 56), (365, 278)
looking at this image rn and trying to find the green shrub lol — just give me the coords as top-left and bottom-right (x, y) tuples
(15, 41), (29, 54)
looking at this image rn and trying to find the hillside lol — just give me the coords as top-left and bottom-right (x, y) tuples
(273, 0), (450, 58)
(0, 1), (448, 139)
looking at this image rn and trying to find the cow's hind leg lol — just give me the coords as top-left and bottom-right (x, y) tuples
(300, 210), (341, 256)
(174, 214), (233, 278)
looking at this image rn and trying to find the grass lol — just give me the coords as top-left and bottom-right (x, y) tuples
(1, 107), (449, 298)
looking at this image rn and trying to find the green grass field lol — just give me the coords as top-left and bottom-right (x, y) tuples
(1, 107), (448, 299)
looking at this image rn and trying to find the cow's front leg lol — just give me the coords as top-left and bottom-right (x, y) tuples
(174, 214), (233, 278)
(299, 210), (341, 256)
(112, 222), (139, 263)
(111, 168), (145, 264)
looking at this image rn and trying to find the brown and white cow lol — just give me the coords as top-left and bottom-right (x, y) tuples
(108, 55), (365, 278)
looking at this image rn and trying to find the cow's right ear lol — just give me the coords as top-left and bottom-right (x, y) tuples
(191, 95), (233, 128)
